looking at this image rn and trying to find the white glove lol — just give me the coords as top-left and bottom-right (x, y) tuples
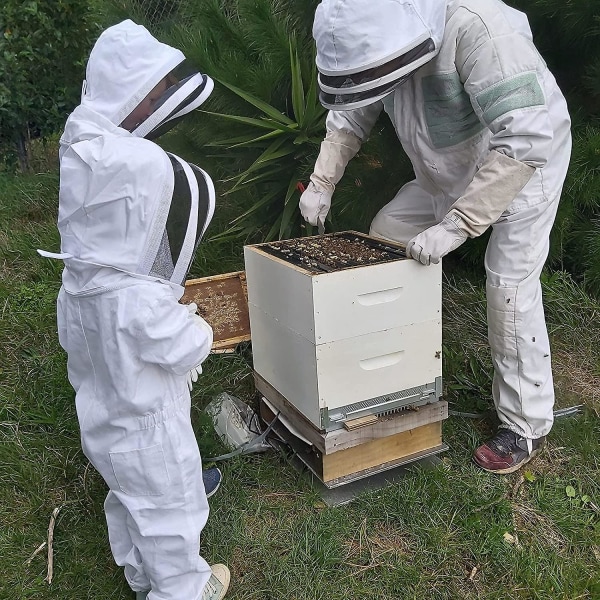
(186, 302), (198, 314)
(299, 181), (332, 227)
(300, 129), (361, 226)
(186, 309), (213, 390)
(406, 213), (468, 265)
(186, 365), (203, 391)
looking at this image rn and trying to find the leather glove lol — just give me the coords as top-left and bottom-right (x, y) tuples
(299, 181), (333, 228)
(406, 212), (468, 265)
(186, 365), (203, 391)
(300, 129), (361, 226)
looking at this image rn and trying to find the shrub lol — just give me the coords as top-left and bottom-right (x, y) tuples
(0, 0), (96, 171)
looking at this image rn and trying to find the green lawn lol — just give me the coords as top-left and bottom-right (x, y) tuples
(1, 167), (599, 600)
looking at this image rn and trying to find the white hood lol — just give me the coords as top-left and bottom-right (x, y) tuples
(313, 0), (447, 109)
(80, 19), (185, 127)
(314, 0), (447, 74)
(44, 21), (215, 298)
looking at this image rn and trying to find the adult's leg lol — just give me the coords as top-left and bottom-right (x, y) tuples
(369, 180), (441, 243)
(485, 193), (561, 439)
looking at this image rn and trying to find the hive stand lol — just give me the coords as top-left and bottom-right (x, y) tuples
(257, 373), (449, 492)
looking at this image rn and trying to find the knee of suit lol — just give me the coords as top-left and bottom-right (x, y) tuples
(369, 213), (423, 244)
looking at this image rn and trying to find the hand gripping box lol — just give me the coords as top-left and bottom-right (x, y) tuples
(243, 232), (443, 432)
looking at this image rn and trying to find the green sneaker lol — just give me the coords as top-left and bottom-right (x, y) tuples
(202, 564), (230, 600)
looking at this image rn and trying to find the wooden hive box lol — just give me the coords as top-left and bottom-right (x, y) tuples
(244, 232), (443, 431)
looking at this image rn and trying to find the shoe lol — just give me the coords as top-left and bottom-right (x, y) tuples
(203, 467), (222, 499)
(202, 564), (230, 600)
(473, 428), (546, 474)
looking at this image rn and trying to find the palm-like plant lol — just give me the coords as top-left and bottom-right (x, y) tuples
(203, 39), (326, 240)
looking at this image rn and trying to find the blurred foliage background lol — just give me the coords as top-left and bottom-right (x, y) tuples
(1, 0), (600, 293)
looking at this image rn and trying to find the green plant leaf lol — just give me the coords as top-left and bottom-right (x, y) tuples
(215, 78), (295, 125)
(278, 176), (301, 239)
(289, 41), (305, 124)
(230, 185), (287, 223)
(566, 485), (577, 498)
(201, 110), (298, 133)
(227, 163), (294, 193)
(206, 129), (284, 147)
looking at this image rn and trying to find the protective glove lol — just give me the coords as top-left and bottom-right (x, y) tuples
(300, 129), (361, 226)
(406, 212), (468, 266)
(185, 302), (198, 314)
(186, 365), (203, 391)
(189, 312), (213, 343)
(299, 181), (332, 228)
(185, 306), (213, 390)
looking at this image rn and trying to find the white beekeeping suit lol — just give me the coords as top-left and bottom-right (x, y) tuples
(39, 20), (225, 600)
(302, 0), (571, 469)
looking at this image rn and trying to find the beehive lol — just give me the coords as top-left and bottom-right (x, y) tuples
(244, 232), (443, 431)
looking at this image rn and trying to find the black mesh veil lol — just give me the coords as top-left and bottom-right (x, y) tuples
(149, 154), (215, 285)
(317, 38), (435, 110)
(132, 61), (214, 140)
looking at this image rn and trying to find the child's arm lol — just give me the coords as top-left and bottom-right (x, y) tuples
(131, 291), (213, 375)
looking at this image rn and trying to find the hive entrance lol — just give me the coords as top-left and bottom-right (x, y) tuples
(262, 232), (406, 273)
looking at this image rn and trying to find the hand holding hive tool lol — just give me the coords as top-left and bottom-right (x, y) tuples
(298, 181), (326, 235)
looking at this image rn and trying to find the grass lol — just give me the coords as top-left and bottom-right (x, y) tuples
(1, 156), (599, 600)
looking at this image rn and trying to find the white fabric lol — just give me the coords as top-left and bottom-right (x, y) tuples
(81, 20), (185, 127)
(314, 0), (447, 75)
(299, 181), (332, 227)
(406, 212), (467, 265)
(300, 129), (361, 225)
(322, 0), (572, 438)
(49, 21), (216, 600)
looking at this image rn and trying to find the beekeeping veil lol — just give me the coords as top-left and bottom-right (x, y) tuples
(40, 20), (216, 297)
(40, 142), (216, 296)
(313, 0), (447, 110)
(80, 19), (213, 139)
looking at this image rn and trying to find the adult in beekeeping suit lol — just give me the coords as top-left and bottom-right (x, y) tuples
(39, 20), (230, 600)
(300, 0), (571, 474)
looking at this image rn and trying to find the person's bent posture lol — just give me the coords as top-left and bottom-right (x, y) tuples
(40, 20), (230, 600)
(302, 0), (571, 474)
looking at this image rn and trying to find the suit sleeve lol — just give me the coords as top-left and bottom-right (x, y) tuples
(325, 101), (384, 142)
(131, 292), (213, 376)
(447, 12), (555, 236)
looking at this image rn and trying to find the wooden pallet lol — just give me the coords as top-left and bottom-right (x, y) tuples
(256, 372), (448, 486)
(181, 271), (250, 352)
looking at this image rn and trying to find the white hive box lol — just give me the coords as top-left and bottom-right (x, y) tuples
(244, 232), (443, 431)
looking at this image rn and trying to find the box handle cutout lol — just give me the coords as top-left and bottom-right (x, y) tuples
(359, 351), (404, 370)
(357, 287), (403, 306)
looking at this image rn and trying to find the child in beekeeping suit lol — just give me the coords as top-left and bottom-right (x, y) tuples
(38, 20), (230, 600)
